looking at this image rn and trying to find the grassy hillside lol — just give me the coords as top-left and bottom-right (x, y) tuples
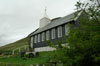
(0, 37), (29, 52)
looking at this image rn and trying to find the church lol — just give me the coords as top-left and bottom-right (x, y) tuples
(28, 9), (82, 52)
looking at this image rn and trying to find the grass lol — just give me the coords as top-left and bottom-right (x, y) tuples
(0, 51), (55, 65)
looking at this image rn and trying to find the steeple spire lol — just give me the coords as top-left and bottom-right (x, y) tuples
(44, 7), (48, 18)
(40, 7), (51, 28)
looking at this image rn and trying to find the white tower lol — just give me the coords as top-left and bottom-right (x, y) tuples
(40, 8), (51, 28)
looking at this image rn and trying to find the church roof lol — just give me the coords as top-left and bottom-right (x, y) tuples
(29, 11), (82, 36)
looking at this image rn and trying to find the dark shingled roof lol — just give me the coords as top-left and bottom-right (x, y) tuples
(29, 11), (82, 36)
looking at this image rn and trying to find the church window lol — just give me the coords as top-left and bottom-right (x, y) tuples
(34, 35), (37, 43)
(65, 24), (70, 36)
(38, 34), (40, 42)
(31, 37), (33, 48)
(42, 32), (45, 41)
(57, 26), (62, 38)
(51, 28), (55, 39)
(46, 30), (50, 40)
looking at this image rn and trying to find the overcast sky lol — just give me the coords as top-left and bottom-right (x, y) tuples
(0, 0), (78, 46)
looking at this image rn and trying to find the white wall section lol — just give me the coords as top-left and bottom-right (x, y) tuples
(34, 46), (56, 52)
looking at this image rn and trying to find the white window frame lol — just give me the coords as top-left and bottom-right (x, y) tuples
(31, 37), (33, 48)
(42, 32), (45, 41)
(46, 30), (50, 40)
(38, 34), (40, 42)
(65, 24), (70, 36)
(51, 28), (55, 39)
(57, 26), (62, 38)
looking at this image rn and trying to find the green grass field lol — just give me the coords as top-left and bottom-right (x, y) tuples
(0, 36), (56, 66)
(0, 51), (55, 66)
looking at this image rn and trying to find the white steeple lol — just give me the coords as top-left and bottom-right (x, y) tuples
(40, 8), (51, 28)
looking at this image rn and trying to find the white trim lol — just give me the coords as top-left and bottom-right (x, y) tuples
(34, 46), (56, 52)
(74, 11), (83, 21)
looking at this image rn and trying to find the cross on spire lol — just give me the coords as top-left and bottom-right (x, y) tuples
(44, 7), (48, 18)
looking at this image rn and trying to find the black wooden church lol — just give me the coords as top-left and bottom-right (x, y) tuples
(28, 10), (83, 52)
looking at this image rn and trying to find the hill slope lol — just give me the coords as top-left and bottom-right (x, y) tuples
(0, 37), (29, 52)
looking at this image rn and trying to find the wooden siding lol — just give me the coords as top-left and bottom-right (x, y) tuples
(29, 21), (77, 48)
